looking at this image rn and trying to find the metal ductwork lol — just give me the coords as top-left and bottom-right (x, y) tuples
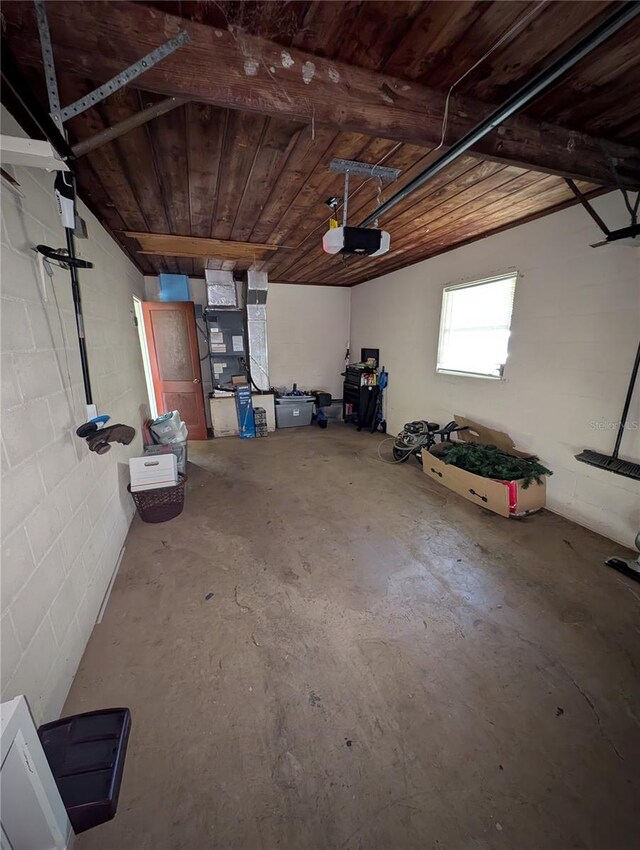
(246, 268), (270, 391)
(205, 268), (238, 308)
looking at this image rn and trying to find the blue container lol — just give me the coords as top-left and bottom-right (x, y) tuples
(235, 384), (255, 439)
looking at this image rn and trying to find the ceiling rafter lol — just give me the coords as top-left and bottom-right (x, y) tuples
(5, 0), (639, 187)
(3, 1), (638, 287)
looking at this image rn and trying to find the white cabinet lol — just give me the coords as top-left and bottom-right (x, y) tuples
(1, 696), (73, 849)
(210, 397), (239, 437)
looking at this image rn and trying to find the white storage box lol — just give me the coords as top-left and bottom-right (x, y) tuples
(129, 454), (178, 492)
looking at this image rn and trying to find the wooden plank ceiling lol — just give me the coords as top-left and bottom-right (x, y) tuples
(2, 1), (639, 286)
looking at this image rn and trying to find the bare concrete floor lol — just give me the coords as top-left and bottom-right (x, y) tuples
(68, 427), (640, 850)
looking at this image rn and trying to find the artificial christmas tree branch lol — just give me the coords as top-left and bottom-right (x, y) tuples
(439, 443), (552, 488)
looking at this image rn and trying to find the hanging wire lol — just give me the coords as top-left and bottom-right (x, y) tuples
(433, 0), (549, 156)
(276, 0), (549, 261)
(279, 142), (404, 252)
(373, 176), (383, 228)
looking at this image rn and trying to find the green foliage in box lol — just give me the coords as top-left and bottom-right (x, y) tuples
(439, 442), (552, 489)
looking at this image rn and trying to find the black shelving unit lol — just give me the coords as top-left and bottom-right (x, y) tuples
(342, 365), (380, 430)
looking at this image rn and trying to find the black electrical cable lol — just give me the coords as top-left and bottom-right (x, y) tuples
(249, 373), (264, 394)
(195, 319), (211, 361)
(195, 319), (208, 344)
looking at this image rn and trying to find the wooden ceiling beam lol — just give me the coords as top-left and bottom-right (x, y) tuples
(72, 96), (189, 157)
(124, 231), (280, 261)
(5, 1), (639, 187)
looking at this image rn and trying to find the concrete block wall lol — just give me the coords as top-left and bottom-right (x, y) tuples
(267, 284), (351, 400)
(1, 107), (148, 723)
(350, 192), (640, 548)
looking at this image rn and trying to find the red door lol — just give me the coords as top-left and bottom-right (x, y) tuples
(142, 301), (207, 440)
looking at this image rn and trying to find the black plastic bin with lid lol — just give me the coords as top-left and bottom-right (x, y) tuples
(38, 707), (131, 834)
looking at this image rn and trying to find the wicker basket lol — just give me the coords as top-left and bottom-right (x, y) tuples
(128, 474), (187, 523)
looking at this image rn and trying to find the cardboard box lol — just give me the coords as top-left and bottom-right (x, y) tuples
(423, 416), (546, 518)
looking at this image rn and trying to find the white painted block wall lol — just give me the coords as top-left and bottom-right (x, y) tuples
(350, 193), (640, 548)
(1, 107), (148, 723)
(267, 284), (350, 399)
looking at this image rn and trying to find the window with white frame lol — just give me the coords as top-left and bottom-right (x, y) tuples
(436, 272), (517, 379)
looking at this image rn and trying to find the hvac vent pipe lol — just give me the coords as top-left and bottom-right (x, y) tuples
(245, 269), (270, 391)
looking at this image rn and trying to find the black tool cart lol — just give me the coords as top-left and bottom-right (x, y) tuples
(342, 364), (380, 430)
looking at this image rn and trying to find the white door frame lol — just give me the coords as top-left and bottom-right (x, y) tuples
(133, 295), (157, 419)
